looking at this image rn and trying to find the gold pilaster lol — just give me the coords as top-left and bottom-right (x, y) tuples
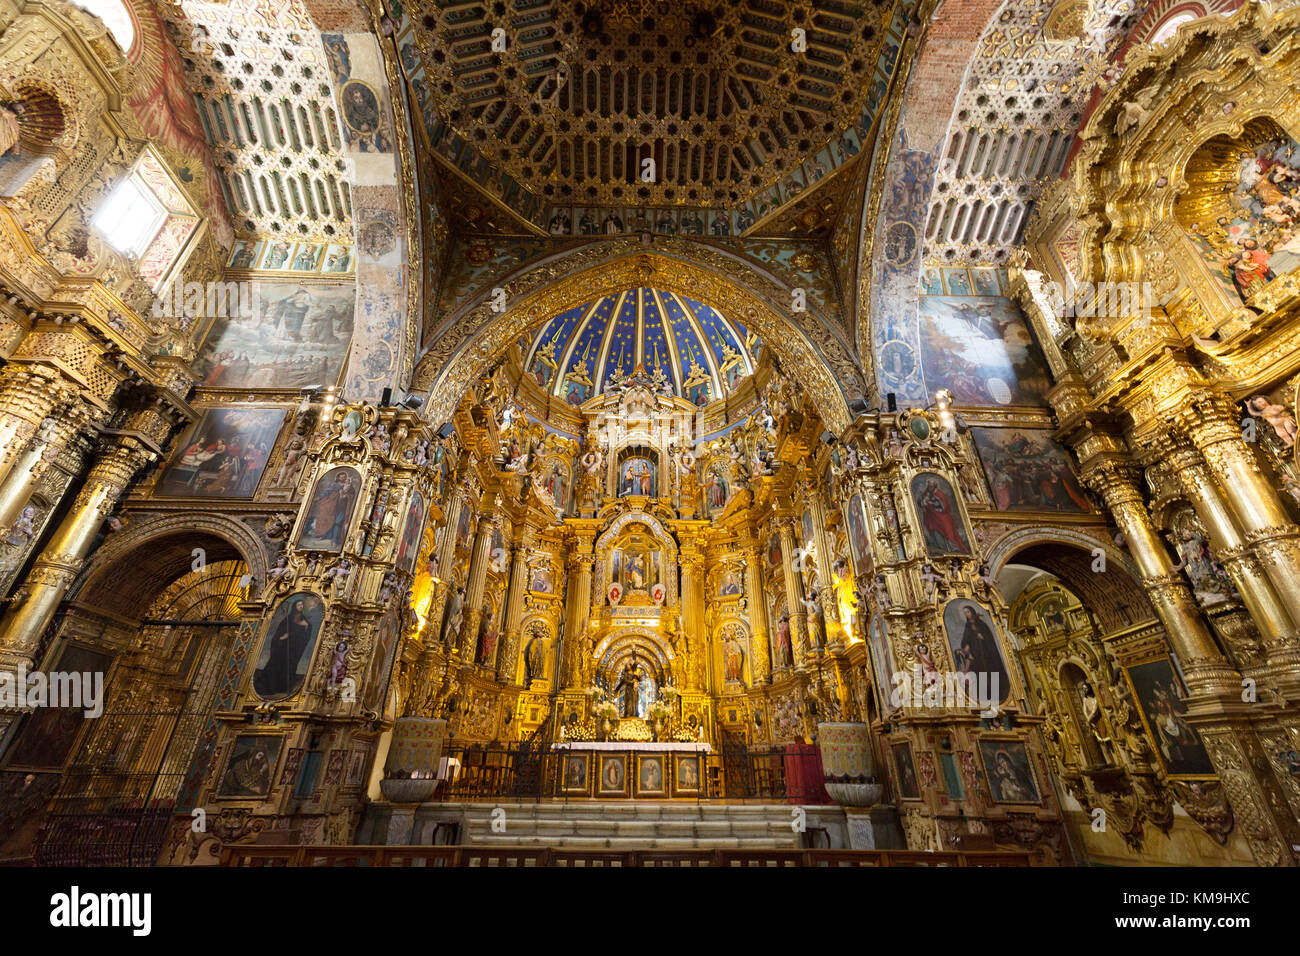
(741, 540), (772, 684)
(460, 513), (496, 660)
(1181, 392), (1300, 630)
(777, 517), (809, 663)
(0, 397), (97, 532)
(0, 436), (156, 668)
(0, 363), (77, 489)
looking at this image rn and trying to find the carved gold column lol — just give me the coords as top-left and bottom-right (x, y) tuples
(560, 539), (594, 687)
(1084, 460), (1229, 684)
(1164, 445), (1297, 653)
(496, 528), (532, 683)
(0, 363), (78, 490)
(678, 544), (706, 692)
(806, 484), (843, 643)
(777, 517), (809, 663)
(459, 512), (496, 659)
(423, 488), (464, 646)
(1181, 392), (1300, 630)
(741, 538), (771, 684)
(0, 398), (98, 532)
(1084, 459), (1298, 864)
(0, 428), (161, 668)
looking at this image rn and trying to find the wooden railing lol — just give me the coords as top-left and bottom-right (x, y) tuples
(220, 845), (1038, 867)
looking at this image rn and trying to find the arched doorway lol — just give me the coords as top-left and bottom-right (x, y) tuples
(0, 530), (252, 865)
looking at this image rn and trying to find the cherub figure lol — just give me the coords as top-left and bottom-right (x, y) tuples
(1245, 395), (1296, 448)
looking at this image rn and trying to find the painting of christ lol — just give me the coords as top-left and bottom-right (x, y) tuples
(194, 280), (355, 389)
(972, 428), (1089, 514)
(620, 456), (656, 497)
(847, 494), (871, 572)
(910, 473), (971, 557)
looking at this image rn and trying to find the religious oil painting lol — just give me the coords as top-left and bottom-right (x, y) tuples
(598, 754), (628, 796)
(2, 645), (112, 771)
(158, 407), (284, 498)
(891, 742), (921, 800)
(1125, 657), (1214, 777)
(619, 455), (656, 496)
(562, 754), (589, 794)
(395, 491), (425, 572)
(916, 295), (1050, 405)
(252, 592), (326, 700)
(971, 428), (1090, 514)
(910, 473), (972, 557)
(218, 734), (285, 799)
(194, 280), (356, 389)
(636, 755), (667, 797)
(847, 494), (871, 572)
(942, 599), (1011, 704)
(297, 466), (362, 552)
(673, 754), (702, 796)
(977, 739), (1040, 805)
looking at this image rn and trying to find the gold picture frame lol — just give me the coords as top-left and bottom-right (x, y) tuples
(597, 753), (628, 796)
(672, 753), (702, 797)
(635, 754), (667, 797)
(561, 753), (590, 795)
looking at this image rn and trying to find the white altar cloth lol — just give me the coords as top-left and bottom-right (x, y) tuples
(552, 741), (712, 753)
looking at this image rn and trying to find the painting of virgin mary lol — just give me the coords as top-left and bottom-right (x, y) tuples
(910, 473), (971, 556)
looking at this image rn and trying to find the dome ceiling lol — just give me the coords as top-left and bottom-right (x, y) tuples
(521, 287), (755, 405)
(410, 0), (909, 210)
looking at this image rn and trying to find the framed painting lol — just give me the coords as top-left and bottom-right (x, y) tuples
(942, 599), (1012, 704)
(635, 755), (667, 797)
(891, 741), (921, 800)
(157, 407), (285, 498)
(910, 472), (972, 557)
(1125, 657), (1214, 777)
(597, 754), (628, 797)
(673, 754), (702, 796)
(846, 494), (871, 573)
(561, 753), (590, 795)
(218, 734), (284, 799)
(2, 645), (113, 771)
(252, 592), (326, 700)
(296, 466), (362, 552)
(971, 427), (1090, 514)
(194, 280), (356, 389)
(977, 739), (1041, 805)
(395, 490), (425, 572)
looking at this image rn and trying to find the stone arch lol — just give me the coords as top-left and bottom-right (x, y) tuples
(984, 525), (1157, 633)
(72, 511), (270, 619)
(413, 245), (856, 432)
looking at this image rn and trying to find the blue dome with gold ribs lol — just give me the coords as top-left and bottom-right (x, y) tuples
(521, 288), (757, 407)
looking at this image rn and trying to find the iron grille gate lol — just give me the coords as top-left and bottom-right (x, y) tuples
(33, 622), (237, 866)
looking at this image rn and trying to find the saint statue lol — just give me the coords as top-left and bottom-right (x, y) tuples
(613, 661), (645, 718)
